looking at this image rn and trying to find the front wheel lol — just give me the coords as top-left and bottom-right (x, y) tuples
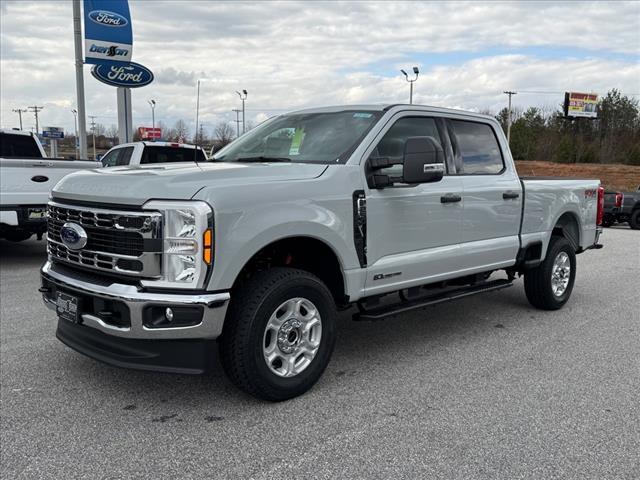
(524, 235), (576, 310)
(219, 267), (337, 401)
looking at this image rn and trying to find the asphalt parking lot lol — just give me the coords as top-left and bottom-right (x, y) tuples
(1, 227), (638, 479)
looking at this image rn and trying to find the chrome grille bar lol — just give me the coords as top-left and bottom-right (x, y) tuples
(47, 201), (162, 278)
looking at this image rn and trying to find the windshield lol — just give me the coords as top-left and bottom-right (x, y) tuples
(212, 110), (382, 164)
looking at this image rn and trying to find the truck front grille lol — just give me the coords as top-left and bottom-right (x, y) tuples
(47, 202), (162, 277)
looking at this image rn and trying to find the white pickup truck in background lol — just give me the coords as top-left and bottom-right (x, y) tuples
(0, 129), (100, 242)
(99, 141), (207, 167)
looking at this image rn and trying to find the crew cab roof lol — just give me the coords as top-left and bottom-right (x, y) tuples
(113, 141), (205, 150)
(286, 104), (494, 121)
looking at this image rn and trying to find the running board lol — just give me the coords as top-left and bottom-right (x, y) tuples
(353, 279), (513, 321)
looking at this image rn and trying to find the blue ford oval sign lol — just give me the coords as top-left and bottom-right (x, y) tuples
(91, 62), (154, 88)
(88, 10), (129, 28)
(60, 223), (88, 251)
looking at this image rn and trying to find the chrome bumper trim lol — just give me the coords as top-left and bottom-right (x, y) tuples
(41, 261), (229, 340)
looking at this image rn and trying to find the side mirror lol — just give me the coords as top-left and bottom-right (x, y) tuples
(402, 136), (445, 184)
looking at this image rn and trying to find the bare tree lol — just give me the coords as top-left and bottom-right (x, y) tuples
(165, 119), (189, 142)
(214, 122), (234, 147)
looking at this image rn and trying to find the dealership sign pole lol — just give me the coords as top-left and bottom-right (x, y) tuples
(72, 0), (88, 159)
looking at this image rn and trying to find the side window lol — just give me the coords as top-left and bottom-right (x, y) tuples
(101, 149), (121, 167)
(372, 117), (443, 178)
(450, 120), (504, 174)
(117, 147), (134, 166)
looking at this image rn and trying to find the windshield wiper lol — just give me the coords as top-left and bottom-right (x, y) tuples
(234, 156), (292, 163)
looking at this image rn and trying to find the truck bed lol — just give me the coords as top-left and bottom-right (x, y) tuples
(520, 176), (600, 256)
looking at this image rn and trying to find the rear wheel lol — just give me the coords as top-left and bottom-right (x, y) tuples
(219, 267), (337, 401)
(524, 235), (576, 310)
(629, 210), (640, 230)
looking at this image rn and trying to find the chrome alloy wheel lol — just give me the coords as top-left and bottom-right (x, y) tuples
(263, 297), (322, 378)
(551, 251), (571, 297)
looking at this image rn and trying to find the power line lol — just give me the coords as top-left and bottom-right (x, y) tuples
(28, 105), (44, 134)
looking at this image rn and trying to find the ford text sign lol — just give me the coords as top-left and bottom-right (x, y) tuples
(89, 10), (129, 27)
(91, 62), (154, 88)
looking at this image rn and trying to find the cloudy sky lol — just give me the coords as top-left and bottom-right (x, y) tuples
(1, 0), (639, 137)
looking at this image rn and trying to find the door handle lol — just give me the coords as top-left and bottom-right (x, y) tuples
(503, 191), (520, 200)
(440, 194), (462, 203)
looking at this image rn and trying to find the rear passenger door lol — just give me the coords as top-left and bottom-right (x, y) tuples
(448, 119), (522, 271)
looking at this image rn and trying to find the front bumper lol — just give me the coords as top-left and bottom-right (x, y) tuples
(41, 261), (230, 373)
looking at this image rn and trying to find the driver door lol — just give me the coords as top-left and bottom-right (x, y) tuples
(363, 114), (464, 296)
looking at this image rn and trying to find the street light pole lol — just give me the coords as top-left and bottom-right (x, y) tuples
(504, 91), (517, 144)
(71, 109), (79, 158)
(401, 67), (420, 104)
(148, 99), (156, 129)
(236, 90), (247, 134)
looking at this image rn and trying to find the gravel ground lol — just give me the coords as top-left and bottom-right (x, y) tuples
(1, 227), (638, 479)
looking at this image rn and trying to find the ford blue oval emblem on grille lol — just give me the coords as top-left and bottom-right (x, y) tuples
(60, 223), (88, 250)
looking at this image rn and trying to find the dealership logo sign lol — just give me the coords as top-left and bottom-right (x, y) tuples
(91, 62), (154, 88)
(89, 44), (129, 58)
(88, 10), (129, 28)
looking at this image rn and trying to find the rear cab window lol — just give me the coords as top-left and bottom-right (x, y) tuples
(0, 133), (43, 158)
(140, 146), (206, 164)
(449, 120), (504, 175)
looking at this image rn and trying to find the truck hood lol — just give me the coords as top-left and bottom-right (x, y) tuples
(52, 162), (328, 206)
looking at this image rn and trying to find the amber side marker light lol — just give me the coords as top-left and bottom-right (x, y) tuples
(203, 228), (213, 265)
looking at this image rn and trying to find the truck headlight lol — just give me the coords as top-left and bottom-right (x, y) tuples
(141, 200), (213, 289)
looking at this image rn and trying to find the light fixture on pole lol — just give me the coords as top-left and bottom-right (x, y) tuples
(236, 89), (248, 134)
(148, 99), (156, 129)
(400, 66), (419, 104)
(71, 109), (79, 158)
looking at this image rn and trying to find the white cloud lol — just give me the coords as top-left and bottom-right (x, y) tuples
(1, 0), (638, 138)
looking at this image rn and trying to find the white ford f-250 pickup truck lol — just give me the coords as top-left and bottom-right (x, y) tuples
(40, 104), (604, 401)
(0, 129), (100, 242)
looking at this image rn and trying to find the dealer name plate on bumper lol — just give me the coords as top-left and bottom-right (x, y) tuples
(56, 292), (79, 323)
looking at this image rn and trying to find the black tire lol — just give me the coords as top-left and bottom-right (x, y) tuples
(4, 231), (32, 242)
(219, 267), (337, 401)
(629, 210), (640, 230)
(524, 235), (576, 310)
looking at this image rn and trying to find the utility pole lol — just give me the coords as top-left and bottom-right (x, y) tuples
(71, 109), (79, 158)
(89, 115), (97, 160)
(236, 90), (247, 133)
(504, 91), (517, 144)
(12, 108), (27, 130)
(72, 0), (88, 159)
(232, 109), (241, 138)
(28, 106), (44, 134)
